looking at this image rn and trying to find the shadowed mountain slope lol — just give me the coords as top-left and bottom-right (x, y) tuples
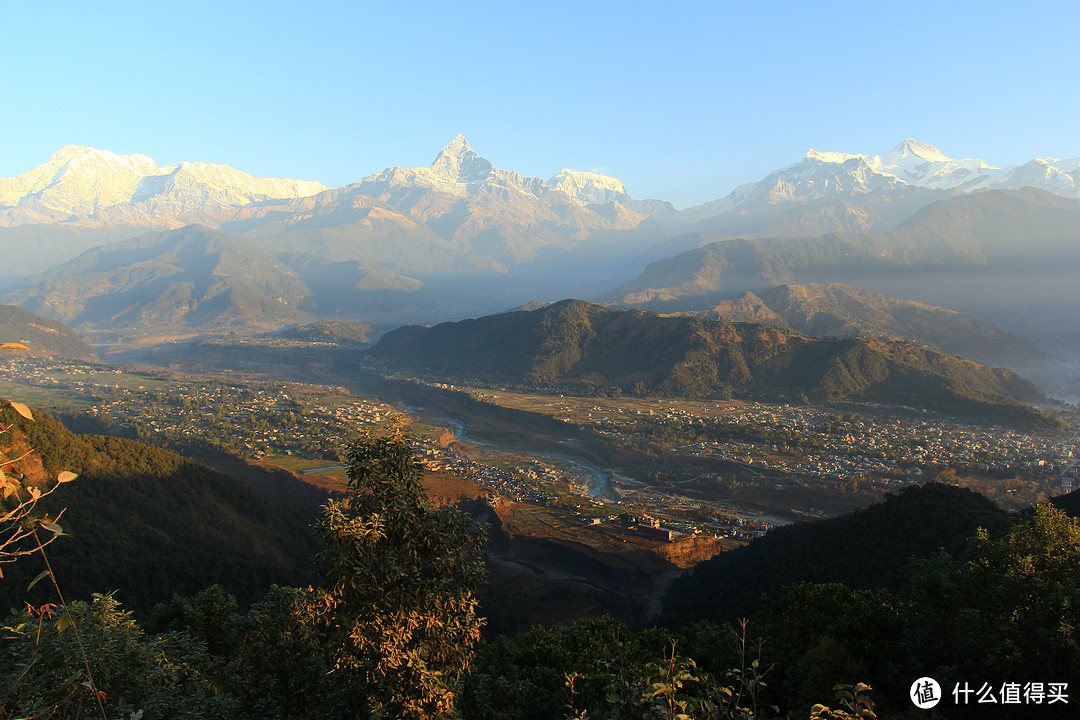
(0, 401), (321, 615)
(608, 189), (1080, 312)
(657, 482), (1013, 626)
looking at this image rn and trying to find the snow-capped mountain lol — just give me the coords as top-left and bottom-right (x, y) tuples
(0, 145), (327, 225)
(676, 138), (1079, 232)
(869, 139), (1080, 195)
(337, 135), (654, 266)
(354, 134), (642, 211)
(869, 138), (995, 190)
(547, 168), (630, 205)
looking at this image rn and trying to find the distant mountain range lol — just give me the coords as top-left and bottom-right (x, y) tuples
(0, 145), (326, 226)
(0, 225), (486, 345)
(609, 188), (1080, 331)
(1, 137), (1077, 394)
(2, 136), (1076, 278)
(0, 136), (661, 279)
(681, 138), (1078, 219)
(369, 299), (1056, 429)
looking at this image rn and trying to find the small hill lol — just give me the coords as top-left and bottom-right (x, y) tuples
(700, 284), (1033, 367)
(369, 299), (1057, 429)
(277, 320), (377, 345)
(0, 304), (97, 361)
(0, 401), (321, 615)
(657, 483), (1013, 626)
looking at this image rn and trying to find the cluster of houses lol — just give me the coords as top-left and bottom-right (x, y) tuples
(678, 408), (1076, 486)
(420, 445), (559, 505)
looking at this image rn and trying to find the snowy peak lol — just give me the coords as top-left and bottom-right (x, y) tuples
(50, 145), (166, 175)
(548, 168), (630, 205)
(433, 133), (472, 163)
(429, 134), (495, 185)
(804, 148), (865, 165)
(0, 146), (168, 211)
(783, 140), (998, 192)
(883, 138), (951, 164)
(360, 136), (636, 208)
(0, 147), (327, 224)
(680, 138), (1079, 229)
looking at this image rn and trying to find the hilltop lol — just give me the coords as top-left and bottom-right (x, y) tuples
(0, 304), (96, 361)
(368, 299), (1057, 429)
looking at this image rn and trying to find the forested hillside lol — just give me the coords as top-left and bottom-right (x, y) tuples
(370, 299), (1058, 429)
(3, 405), (1079, 719)
(0, 401), (321, 614)
(657, 482), (1013, 625)
(0, 304), (97, 361)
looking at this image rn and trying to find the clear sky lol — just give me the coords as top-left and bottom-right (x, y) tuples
(2, 0), (1077, 209)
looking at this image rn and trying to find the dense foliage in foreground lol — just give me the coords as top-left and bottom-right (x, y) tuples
(2, 406), (1079, 718)
(3, 498), (1078, 718)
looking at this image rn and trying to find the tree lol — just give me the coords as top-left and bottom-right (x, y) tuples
(904, 504), (1080, 718)
(0, 400), (77, 574)
(314, 422), (486, 718)
(1, 593), (233, 720)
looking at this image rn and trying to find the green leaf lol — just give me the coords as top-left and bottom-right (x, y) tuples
(56, 471), (78, 484)
(27, 569), (52, 591)
(8, 401), (32, 421)
(55, 614), (75, 633)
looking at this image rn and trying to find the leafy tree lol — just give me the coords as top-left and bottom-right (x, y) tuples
(0, 594), (233, 720)
(754, 583), (901, 715)
(149, 584), (240, 657)
(314, 422), (486, 718)
(230, 585), (334, 720)
(905, 503), (1080, 699)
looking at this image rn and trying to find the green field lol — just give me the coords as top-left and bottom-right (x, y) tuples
(0, 381), (95, 411)
(257, 453), (350, 492)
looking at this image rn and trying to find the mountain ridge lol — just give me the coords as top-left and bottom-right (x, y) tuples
(369, 299), (1056, 429)
(609, 188), (1080, 310)
(0, 145), (327, 226)
(694, 283), (1034, 368)
(0, 401), (320, 614)
(1, 136), (1075, 281)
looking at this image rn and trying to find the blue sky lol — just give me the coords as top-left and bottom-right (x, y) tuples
(2, 0), (1077, 208)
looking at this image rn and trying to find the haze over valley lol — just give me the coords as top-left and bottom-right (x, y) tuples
(3, 135), (1078, 399)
